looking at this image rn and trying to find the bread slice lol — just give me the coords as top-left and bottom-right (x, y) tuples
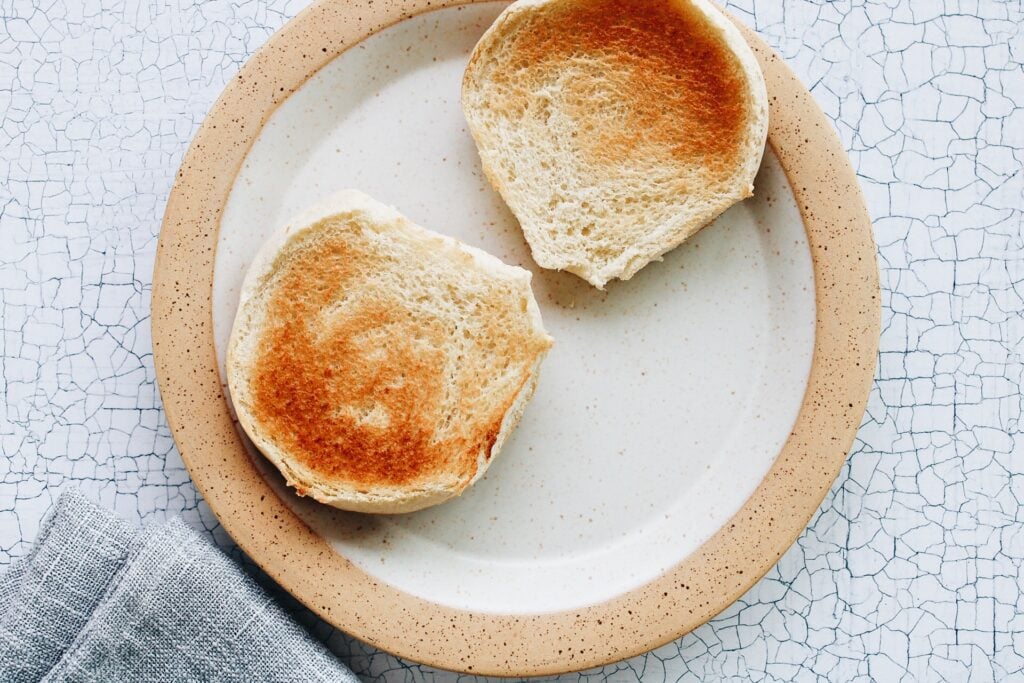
(462, 0), (769, 289)
(227, 190), (553, 514)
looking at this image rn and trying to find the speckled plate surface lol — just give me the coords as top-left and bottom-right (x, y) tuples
(152, 0), (879, 675)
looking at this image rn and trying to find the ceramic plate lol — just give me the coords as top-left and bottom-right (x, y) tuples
(153, 0), (879, 675)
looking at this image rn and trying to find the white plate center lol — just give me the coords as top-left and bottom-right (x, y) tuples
(214, 2), (815, 614)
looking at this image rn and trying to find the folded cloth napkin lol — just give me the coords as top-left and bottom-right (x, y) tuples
(0, 489), (358, 683)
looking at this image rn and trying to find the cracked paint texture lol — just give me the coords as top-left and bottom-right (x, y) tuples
(1, 0), (1022, 681)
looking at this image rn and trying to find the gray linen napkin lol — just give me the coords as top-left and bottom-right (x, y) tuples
(0, 489), (358, 683)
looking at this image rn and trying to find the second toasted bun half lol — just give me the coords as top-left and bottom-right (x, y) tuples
(227, 190), (553, 513)
(462, 0), (769, 288)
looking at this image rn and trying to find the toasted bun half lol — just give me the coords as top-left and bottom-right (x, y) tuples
(227, 190), (553, 513)
(462, 0), (769, 288)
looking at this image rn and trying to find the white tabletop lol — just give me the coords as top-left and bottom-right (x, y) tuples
(1, 1), (1021, 680)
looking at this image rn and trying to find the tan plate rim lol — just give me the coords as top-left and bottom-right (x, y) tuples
(151, 0), (880, 675)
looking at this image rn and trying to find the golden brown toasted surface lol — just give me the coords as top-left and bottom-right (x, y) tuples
(246, 220), (546, 489)
(482, 0), (751, 173)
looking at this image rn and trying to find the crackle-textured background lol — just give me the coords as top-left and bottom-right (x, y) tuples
(1, 0), (1022, 680)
